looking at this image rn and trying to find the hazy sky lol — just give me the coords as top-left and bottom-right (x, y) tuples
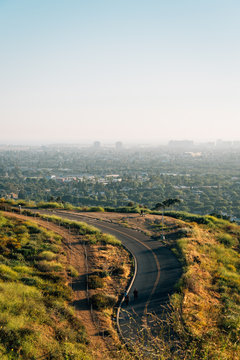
(0, 0), (240, 144)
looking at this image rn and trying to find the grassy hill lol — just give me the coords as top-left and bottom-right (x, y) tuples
(51, 209), (240, 360)
(0, 213), (91, 360)
(147, 213), (240, 359)
(0, 204), (240, 359)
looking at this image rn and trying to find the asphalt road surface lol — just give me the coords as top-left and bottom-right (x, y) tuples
(33, 210), (182, 350)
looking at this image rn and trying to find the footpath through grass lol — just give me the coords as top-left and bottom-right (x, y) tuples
(0, 213), (91, 360)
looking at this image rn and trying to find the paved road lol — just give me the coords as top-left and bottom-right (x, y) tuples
(33, 210), (182, 348)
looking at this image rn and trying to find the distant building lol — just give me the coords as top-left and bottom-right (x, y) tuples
(168, 140), (194, 149)
(200, 142), (215, 148)
(216, 139), (233, 148)
(115, 141), (123, 150)
(93, 141), (101, 149)
(232, 141), (240, 148)
(8, 193), (18, 199)
(184, 152), (202, 157)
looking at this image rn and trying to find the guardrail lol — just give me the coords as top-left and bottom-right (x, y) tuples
(115, 245), (138, 341)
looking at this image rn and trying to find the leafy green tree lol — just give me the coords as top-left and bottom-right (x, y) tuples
(153, 198), (181, 211)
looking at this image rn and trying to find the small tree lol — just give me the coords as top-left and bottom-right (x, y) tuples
(152, 198), (181, 239)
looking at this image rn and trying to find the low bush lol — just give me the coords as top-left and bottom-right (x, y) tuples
(39, 250), (57, 261)
(63, 202), (75, 210)
(37, 260), (64, 273)
(111, 265), (125, 276)
(217, 233), (238, 247)
(88, 275), (104, 289)
(91, 293), (116, 310)
(88, 206), (105, 212)
(38, 214), (122, 246)
(13, 265), (34, 275)
(0, 264), (19, 281)
(104, 206), (115, 212)
(97, 270), (109, 278)
(67, 266), (79, 278)
(37, 201), (64, 209)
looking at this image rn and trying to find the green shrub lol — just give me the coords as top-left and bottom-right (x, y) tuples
(104, 206), (115, 212)
(161, 211), (210, 224)
(115, 206), (139, 213)
(39, 250), (57, 261)
(0, 282), (46, 319)
(22, 209), (34, 216)
(95, 233), (121, 246)
(176, 227), (193, 237)
(37, 260), (64, 273)
(39, 214), (122, 246)
(13, 266), (33, 275)
(37, 201), (64, 209)
(217, 233), (238, 247)
(88, 206), (105, 212)
(0, 264), (19, 281)
(111, 265), (124, 276)
(88, 275), (104, 289)
(67, 266), (79, 278)
(24, 222), (41, 234)
(91, 293), (116, 310)
(20, 277), (39, 286)
(63, 202), (75, 210)
(16, 199), (36, 207)
(43, 283), (72, 300)
(48, 244), (61, 253)
(96, 270), (109, 278)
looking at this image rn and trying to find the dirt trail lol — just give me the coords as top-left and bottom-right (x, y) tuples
(2, 212), (111, 360)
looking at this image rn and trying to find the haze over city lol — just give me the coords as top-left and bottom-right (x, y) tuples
(1, 3), (240, 359)
(1, 0), (240, 144)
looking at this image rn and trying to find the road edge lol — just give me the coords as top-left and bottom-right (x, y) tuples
(116, 244), (138, 342)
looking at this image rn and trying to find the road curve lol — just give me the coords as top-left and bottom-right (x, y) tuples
(34, 210), (182, 346)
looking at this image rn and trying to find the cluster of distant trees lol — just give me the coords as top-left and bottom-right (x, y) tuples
(0, 147), (239, 219)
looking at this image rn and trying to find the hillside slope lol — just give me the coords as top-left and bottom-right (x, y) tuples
(0, 207), (240, 359)
(66, 211), (240, 360)
(0, 212), (132, 360)
(0, 213), (90, 360)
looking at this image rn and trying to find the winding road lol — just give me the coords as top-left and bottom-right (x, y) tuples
(33, 210), (182, 348)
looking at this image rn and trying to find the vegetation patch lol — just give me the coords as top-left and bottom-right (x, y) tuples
(25, 212), (122, 246)
(88, 275), (104, 289)
(162, 216), (240, 359)
(91, 293), (116, 310)
(5, 205), (240, 358)
(0, 213), (90, 360)
(38, 250), (57, 260)
(108, 211), (240, 359)
(67, 265), (79, 278)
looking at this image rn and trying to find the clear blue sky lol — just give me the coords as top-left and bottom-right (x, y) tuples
(0, 0), (239, 144)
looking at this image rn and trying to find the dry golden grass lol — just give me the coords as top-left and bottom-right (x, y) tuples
(87, 242), (132, 353)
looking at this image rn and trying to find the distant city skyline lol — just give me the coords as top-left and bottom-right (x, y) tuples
(1, 1), (240, 144)
(1, 138), (240, 148)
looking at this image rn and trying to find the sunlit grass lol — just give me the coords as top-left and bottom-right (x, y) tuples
(39, 250), (57, 261)
(39, 213), (122, 246)
(171, 216), (240, 359)
(0, 214), (90, 359)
